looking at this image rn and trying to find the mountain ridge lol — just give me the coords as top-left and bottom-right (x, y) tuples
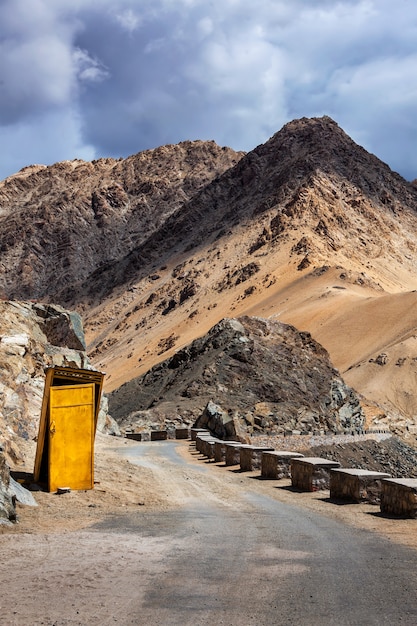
(2, 116), (417, 439)
(0, 140), (244, 300)
(52, 116), (417, 308)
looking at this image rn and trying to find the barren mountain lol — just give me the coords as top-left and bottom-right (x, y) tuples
(2, 116), (417, 438)
(0, 141), (244, 300)
(81, 117), (417, 438)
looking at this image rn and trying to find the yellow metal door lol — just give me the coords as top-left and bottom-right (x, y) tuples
(48, 383), (95, 492)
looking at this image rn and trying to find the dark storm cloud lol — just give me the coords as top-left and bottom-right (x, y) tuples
(0, 0), (416, 181)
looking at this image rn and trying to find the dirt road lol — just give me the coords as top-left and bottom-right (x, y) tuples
(1, 438), (417, 625)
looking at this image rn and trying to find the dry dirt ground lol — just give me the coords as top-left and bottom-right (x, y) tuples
(1, 434), (417, 625)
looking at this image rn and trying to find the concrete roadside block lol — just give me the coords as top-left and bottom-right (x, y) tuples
(225, 442), (243, 466)
(196, 433), (214, 453)
(214, 440), (239, 463)
(195, 434), (210, 452)
(380, 478), (417, 518)
(240, 445), (275, 471)
(175, 427), (190, 440)
(261, 451), (304, 479)
(204, 439), (222, 460)
(199, 437), (213, 457)
(151, 430), (168, 441)
(191, 428), (209, 441)
(330, 468), (391, 504)
(291, 457), (341, 491)
(126, 432), (142, 441)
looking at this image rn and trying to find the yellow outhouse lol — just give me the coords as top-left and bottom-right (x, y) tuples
(34, 366), (104, 492)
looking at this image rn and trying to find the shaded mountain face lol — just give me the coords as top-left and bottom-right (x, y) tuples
(0, 141), (244, 300)
(2, 116), (417, 438)
(109, 316), (364, 437)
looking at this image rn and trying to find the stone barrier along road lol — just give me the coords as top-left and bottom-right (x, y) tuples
(291, 457), (341, 491)
(225, 442), (243, 466)
(126, 432), (142, 441)
(214, 440), (226, 463)
(261, 450), (304, 479)
(150, 430), (168, 441)
(239, 445), (275, 471)
(195, 434), (211, 453)
(128, 429), (191, 442)
(175, 427), (190, 440)
(191, 428), (209, 441)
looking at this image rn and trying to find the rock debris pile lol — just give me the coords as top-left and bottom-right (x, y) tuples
(110, 316), (364, 438)
(254, 432), (417, 478)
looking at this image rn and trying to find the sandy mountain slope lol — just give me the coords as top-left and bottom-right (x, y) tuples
(2, 116), (417, 437)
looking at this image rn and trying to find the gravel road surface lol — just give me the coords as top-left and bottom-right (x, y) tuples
(1, 439), (417, 625)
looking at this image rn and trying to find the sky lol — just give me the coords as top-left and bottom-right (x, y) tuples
(1, 0), (417, 182)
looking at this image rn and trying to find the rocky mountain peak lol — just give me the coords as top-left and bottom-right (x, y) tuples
(59, 114), (417, 311)
(254, 116), (416, 202)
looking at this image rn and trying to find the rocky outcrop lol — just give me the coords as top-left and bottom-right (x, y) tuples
(109, 316), (364, 437)
(300, 437), (417, 478)
(0, 300), (116, 469)
(96, 395), (120, 436)
(0, 451), (36, 525)
(0, 299), (119, 521)
(193, 401), (250, 442)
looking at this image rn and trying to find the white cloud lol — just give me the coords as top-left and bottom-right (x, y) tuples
(73, 48), (109, 83)
(197, 17), (214, 38)
(0, 36), (72, 116)
(115, 9), (142, 33)
(0, 0), (76, 123)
